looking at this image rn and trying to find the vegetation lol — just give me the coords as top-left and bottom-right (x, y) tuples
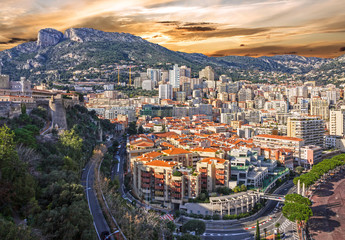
(255, 220), (260, 240)
(181, 220), (206, 235)
(282, 194), (313, 227)
(173, 171), (183, 177)
(0, 105), (107, 240)
(295, 166), (304, 175)
(293, 154), (345, 188)
(188, 190), (210, 203)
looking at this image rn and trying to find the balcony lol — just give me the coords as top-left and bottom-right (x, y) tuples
(155, 180), (164, 184)
(199, 168), (207, 173)
(216, 180), (225, 185)
(141, 183), (150, 188)
(201, 183), (207, 188)
(154, 173), (164, 179)
(172, 193), (181, 199)
(217, 175), (225, 180)
(172, 182), (182, 187)
(216, 170), (225, 174)
(141, 178), (150, 183)
(171, 187), (181, 192)
(155, 185), (164, 190)
(141, 172), (151, 178)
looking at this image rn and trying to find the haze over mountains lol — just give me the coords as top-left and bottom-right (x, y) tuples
(0, 28), (344, 81)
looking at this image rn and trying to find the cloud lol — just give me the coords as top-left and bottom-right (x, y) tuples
(0, 37), (37, 44)
(0, 0), (345, 58)
(209, 43), (345, 58)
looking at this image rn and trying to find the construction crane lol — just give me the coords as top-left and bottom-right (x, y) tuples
(116, 64), (120, 85)
(128, 65), (132, 86)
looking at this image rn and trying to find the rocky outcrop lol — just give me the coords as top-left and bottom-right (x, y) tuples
(63, 28), (145, 43)
(37, 28), (63, 48)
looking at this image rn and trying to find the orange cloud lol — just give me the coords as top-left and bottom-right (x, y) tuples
(0, 0), (344, 58)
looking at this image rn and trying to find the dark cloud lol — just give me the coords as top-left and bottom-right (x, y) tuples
(183, 22), (212, 26)
(157, 21), (180, 25)
(340, 47), (345, 51)
(176, 26), (216, 31)
(240, 44), (245, 47)
(164, 27), (270, 41)
(209, 44), (345, 58)
(0, 37), (36, 44)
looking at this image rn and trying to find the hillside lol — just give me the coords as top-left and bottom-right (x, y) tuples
(0, 28), (343, 82)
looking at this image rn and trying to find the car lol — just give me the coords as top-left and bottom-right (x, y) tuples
(100, 231), (110, 240)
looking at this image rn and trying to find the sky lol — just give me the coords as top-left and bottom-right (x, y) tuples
(1, 0), (345, 58)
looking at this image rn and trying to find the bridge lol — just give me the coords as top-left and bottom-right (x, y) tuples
(258, 193), (285, 202)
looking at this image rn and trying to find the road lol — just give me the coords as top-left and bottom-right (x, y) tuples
(81, 152), (111, 240)
(179, 180), (299, 240)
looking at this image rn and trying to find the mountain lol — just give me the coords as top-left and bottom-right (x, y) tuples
(0, 27), (341, 82)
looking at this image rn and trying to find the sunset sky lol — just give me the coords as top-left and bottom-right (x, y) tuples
(1, 0), (345, 58)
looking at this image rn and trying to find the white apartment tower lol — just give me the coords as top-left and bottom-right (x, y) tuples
(329, 107), (345, 137)
(159, 84), (173, 100)
(169, 64), (180, 88)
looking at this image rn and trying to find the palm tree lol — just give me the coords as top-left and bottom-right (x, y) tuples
(255, 220), (260, 240)
(275, 222), (281, 237)
(264, 228), (267, 239)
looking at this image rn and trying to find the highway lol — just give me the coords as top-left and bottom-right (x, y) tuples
(81, 160), (111, 240)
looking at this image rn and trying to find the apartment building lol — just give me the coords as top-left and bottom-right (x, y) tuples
(329, 108), (345, 137)
(287, 116), (325, 147)
(300, 145), (323, 168)
(253, 134), (304, 159)
(132, 156), (230, 209)
(132, 160), (178, 208)
(196, 157), (231, 192)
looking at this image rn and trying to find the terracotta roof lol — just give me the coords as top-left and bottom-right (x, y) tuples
(254, 134), (304, 142)
(192, 147), (217, 153)
(201, 157), (226, 164)
(145, 160), (177, 168)
(162, 147), (191, 155)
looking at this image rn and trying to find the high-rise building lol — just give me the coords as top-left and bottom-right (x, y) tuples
(329, 108), (345, 137)
(238, 88), (253, 102)
(310, 97), (330, 120)
(169, 64), (180, 88)
(179, 65), (191, 78)
(147, 69), (161, 86)
(287, 116), (325, 147)
(142, 80), (153, 91)
(199, 66), (215, 81)
(159, 84), (173, 100)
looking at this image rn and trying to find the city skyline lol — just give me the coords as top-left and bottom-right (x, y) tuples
(1, 0), (345, 58)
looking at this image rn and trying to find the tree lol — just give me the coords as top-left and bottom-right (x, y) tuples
(181, 220), (206, 235)
(0, 125), (36, 211)
(255, 220), (260, 240)
(59, 128), (83, 164)
(21, 103), (27, 115)
(282, 202), (313, 224)
(138, 125), (144, 134)
(285, 194), (311, 206)
(240, 184), (247, 192)
(128, 122), (137, 135)
(295, 166), (304, 175)
(275, 222), (280, 236)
